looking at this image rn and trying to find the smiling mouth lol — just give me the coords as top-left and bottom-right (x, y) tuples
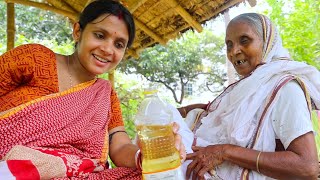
(235, 60), (246, 66)
(93, 54), (110, 63)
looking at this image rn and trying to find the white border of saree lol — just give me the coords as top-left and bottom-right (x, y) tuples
(240, 76), (312, 180)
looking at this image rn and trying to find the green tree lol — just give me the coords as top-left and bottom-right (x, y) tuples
(119, 29), (226, 104)
(265, 0), (320, 69)
(0, 2), (7, 42)
(0, 2), (72, 46)
(99, 72), (144, 139)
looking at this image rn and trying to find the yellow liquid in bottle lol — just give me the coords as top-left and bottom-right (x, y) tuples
(136, 124), (181, 173)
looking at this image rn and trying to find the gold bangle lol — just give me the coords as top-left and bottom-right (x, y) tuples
(182, 107), (187, 117)
(256, 151), (262, 173)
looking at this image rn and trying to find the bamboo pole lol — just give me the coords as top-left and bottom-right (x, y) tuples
(84, 0), (93, 7)
(129, 0), (245, 55)
(247, 0), (257, 7)
(134, 18), (167, 45)
(129, 0), (148, 13)
(127, 49), (139, 59)
(165, 0), (244, 39)
(224, 11), (236, 85)
(166, 0), (203, 33)
(5, 0), (78, 21)
(201, 0), (244, 24)
(7, 2), (15, 51)
(146, 8), (175, 28)
(108, 70), (115, 88)
(46, 0), (78, 13)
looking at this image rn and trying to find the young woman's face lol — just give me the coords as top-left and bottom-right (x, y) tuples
(225, 20), (264, 76)
(73, 14), (129, 75)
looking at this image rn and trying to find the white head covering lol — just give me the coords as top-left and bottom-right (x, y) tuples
(194, 13), (320, 180)
(259, 15), (290, 63)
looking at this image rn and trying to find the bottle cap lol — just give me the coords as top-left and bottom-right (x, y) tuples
(143, 89), (158, 95)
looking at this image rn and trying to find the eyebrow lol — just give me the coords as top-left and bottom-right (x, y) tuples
(94, 26), (128, 43)
(239, 33), (251, 37)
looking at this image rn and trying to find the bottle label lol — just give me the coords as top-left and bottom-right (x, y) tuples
(142, 166), (184, 180)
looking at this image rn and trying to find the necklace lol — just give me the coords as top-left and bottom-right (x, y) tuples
(67, 55), (73, 88)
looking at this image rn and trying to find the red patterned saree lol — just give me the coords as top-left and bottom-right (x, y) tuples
(0, 79), (141, 179)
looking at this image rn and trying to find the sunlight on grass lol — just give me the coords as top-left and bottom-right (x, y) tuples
(312, 110), (320, 159)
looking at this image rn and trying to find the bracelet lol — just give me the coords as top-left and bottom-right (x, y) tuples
(182, 107), (187, 117)
(256, 151), (262, 173)
(135, 149), (142, 171)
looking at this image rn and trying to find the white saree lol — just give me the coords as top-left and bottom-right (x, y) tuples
(178, 14), (320, 180)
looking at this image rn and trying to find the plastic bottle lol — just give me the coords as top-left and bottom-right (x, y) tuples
(135, 90), (184, 180)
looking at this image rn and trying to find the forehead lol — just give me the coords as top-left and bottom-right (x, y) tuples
(88, 14), (129, 40)
(225, 20), (260, 40)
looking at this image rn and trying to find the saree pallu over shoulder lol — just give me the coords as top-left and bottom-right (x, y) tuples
(0, 78), (141, 179)
(0, 78), (112, 162)
(195, 61), (320, 179)
(240, 75), (312, 180)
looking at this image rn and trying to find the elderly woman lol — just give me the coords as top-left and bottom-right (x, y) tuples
(0, 0), (185, 179)
(180, 13), (320, 180)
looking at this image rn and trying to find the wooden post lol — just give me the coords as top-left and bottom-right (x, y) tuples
(166, 0), (203, 33)
(6, 0), (78, 21)
(247, 0), (257, 7)
(7, 2), (15, 51)
(224, 11), (236, 85)
(108, 70), (115, 88)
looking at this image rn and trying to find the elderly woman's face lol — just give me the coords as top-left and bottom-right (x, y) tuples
(225, 20), (263, 76)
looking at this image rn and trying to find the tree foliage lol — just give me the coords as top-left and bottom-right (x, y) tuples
(265, 0), (320, 69)
(0, 2), (6, 45)
(99, 73), (144, 139)
(0, 2), (72, 47)
(118, 29), (226, 104)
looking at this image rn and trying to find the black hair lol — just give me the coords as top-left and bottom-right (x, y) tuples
(78, 0), (135, 47)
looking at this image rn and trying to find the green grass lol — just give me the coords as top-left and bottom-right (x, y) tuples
(312, 110), (320, 159)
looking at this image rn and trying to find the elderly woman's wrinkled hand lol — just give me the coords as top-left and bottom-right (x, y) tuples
(186, 145), (226, 180)
(172, 122), (186, 163)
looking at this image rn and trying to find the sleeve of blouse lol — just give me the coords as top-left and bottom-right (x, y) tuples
(0, 44), (36, 96)
(108, 88), (125, 130)
(271, 81), (314, 149)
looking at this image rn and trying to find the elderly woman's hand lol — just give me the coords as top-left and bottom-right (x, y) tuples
(186, 145), (226, 180)
(172, 122), (186, 163)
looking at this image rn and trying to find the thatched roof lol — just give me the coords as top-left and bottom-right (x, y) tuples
(5, 0), (256, 57)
